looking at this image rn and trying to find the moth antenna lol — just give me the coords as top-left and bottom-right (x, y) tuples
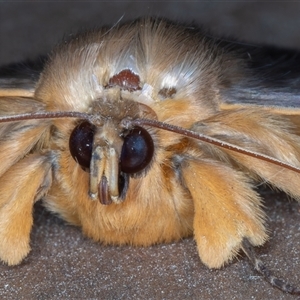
(125, 118), (300, 174)
(241, 238), (300, 295)
(1, 112), (300, 175)
(0, 111), (91, 123)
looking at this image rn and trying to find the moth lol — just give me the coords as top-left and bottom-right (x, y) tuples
(0, 18), (299, 294)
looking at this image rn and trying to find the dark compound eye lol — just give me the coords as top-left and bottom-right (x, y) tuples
(69, 121), (95, 169)
(120, 126), (154, 174)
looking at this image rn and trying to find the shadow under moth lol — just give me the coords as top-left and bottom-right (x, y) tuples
(0, 18), (299, 295)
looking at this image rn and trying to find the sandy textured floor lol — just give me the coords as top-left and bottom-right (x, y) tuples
(0, 2), (300, 299)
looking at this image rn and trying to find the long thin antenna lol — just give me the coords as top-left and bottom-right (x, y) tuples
(1, 112), (300, 175)
(126, 118), (300, 174)
(0, 111), (90, 123)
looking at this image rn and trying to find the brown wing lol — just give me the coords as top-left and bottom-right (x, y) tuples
(219, 44), (300, 115)
(0, 56), (46, 97)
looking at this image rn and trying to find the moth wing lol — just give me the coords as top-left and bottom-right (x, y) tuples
(219, 83), (300, 137)
(0, 77), (36, 97)
(0, 59), (49, 171)
(220, 85), (300, 116)
(0, 96), (51, 178)
(0, 62), (51, 185)
(0, 56), (45, 97)
(220, 45), (300, 116)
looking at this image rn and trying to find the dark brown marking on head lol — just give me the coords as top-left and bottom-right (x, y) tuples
(158, 87), (177, 99)
(108, 69), (141, 92)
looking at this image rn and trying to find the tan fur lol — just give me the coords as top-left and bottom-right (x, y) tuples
(0, 18), (299, 270)
(0, 154), (52, 265)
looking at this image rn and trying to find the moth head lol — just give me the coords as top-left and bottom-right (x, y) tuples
(67, 69), (156, 205)
(69, 119), (155, 205)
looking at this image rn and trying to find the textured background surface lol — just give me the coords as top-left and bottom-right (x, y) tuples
(0, 2), (300, 299)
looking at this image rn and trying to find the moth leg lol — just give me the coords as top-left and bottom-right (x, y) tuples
(242, 238), (300, 295)
(180, 156), (267, 268)
(0, 153), (53, 265)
